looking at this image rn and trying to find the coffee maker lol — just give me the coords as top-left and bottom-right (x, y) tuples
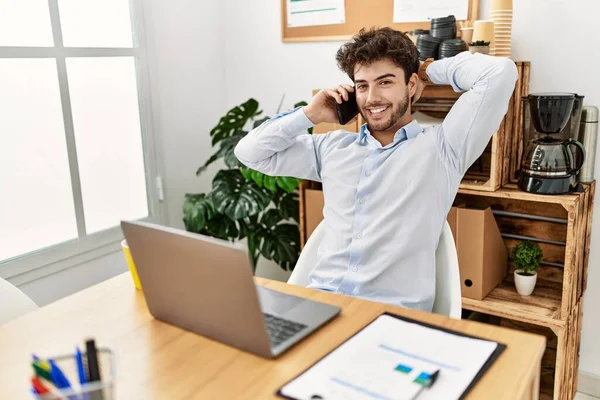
(518, 93), (586, 194)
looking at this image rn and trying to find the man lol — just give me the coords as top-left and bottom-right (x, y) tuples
(235, 27), (517, 311)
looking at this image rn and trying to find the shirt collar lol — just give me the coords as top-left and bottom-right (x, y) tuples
(359, 119), (422, 145)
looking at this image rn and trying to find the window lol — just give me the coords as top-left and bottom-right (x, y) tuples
(0, 0), (159, 278)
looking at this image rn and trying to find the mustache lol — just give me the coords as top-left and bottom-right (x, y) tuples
(363, 103), (391, 109)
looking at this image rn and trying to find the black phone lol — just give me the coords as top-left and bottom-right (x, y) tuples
(335, 90), (358, 125)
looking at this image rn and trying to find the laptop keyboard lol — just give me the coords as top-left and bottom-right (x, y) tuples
(263, 313), (307, 347)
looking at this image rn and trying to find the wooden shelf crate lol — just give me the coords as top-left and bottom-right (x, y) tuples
(456, 183), (594, 331)
(508, 61), (532, 184)
(467, 297), (585, 400)
(413, 61), (530, 192)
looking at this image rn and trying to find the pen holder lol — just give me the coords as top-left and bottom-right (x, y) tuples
(33, 348), (116, 400)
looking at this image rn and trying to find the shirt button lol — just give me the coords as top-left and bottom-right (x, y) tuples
(359, 199), (365, 204)
(356, 233), (362, 239)
(352, 266), (358, 272)
(365, 171), (372, 177)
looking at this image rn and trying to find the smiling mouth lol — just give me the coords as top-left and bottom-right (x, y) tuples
(366, 106), (389, 116)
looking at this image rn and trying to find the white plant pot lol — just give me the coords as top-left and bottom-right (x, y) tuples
(514, 270), (537, 296)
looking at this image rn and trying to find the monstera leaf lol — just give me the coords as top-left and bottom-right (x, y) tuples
(239, 168), (300, 194)
(253, 210), (300, 271)
(186, 97), (309, 272)
(273, 191), (300, 222)
(210, 98), (261, 146)
(196, 130), (246, 176)
(182, 193), (216, 233)
(210, 170), (272, 220)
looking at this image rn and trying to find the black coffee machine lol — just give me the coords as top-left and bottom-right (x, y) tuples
(518, 93), (586, 194)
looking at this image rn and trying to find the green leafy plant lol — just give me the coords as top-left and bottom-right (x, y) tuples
(469, 40), (490, 46)
(510, 241), (543, 276)
(183, 98), (311, 272)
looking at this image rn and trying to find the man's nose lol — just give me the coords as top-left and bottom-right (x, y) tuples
(366, 87), (382, 105)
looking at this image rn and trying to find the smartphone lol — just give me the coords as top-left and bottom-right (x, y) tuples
(335, 89), (359, 125)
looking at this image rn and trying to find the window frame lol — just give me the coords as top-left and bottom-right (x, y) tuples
(0, 0), (163, 285)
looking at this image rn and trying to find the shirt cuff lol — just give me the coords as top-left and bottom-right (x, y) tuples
(278, 106), (315, 133)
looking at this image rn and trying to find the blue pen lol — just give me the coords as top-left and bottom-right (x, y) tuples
(76, 347), (90, 400)
(49, 359), (78, 400)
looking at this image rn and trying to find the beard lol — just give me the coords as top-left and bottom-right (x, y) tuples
(360, 89), (410, 133)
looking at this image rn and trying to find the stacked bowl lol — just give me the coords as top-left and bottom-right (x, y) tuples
(430, 15), (457, 41)
(417, 35), (443, 60)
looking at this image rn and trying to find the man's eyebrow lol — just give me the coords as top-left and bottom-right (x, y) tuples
(354, 73), (396, 84)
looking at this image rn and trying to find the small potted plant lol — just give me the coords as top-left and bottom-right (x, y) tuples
(469, 40), (490, 55)
(510, 241), (543, 296)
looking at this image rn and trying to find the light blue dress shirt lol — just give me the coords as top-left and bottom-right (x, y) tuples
(235, 52), (518, 311)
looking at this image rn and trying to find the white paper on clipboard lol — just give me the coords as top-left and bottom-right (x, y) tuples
(278, 314), (499, 400)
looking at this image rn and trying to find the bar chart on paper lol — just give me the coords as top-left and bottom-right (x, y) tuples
(279, 314), (501, 400)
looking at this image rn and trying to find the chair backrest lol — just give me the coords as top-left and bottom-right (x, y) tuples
(288, 220), (462, 318)
(432, 221), (462, 319)
(0, 278), (38, 325)
(287, 222), (327, 287)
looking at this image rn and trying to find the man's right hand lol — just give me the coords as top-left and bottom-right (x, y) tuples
(303, 84), (355, 125)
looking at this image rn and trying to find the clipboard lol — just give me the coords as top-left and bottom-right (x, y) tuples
(277, 312), (506, 400)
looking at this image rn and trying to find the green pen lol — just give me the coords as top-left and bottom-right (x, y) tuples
(32, 355), (53, 383)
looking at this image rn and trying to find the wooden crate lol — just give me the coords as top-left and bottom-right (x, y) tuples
(457, 182), (594, 329)
(413, 61), (530, 192)
(474, 302), (585, 400)
(508, 61), (532, 184)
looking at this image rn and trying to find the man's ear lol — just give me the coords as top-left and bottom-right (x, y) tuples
(408, 73), (419, 98)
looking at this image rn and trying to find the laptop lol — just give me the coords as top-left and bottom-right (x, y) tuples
(121, 220), (340, 358)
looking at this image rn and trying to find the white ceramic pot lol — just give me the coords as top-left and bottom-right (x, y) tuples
(469, 45), (490, 55)
(514, 270), (537, 296)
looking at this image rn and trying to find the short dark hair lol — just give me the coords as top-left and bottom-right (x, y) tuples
(335, 27), (419, 84)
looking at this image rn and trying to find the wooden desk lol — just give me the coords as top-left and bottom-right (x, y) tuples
(0, 274), (545, 399)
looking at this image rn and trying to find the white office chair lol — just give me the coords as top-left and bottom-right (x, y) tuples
(0, 277), (38, 325)
(288, 221), (462, 319)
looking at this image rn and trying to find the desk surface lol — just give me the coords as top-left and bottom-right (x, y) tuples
(0, 274), (546, 399)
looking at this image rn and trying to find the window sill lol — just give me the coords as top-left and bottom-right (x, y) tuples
(1, 218), (155, 286)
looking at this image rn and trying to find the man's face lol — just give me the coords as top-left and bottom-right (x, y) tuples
(354, 58), (411, 133)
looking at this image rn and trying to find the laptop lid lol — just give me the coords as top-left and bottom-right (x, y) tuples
(121, 220), (273, 358)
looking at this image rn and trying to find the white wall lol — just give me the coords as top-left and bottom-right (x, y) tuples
(143, 0), (227, 229)
(223, 2), (349, 118)
(222, 0), (600, 377)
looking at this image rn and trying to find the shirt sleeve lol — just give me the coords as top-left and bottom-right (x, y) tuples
(425, 52), (519, 175)
(234, 107), (330, 182)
